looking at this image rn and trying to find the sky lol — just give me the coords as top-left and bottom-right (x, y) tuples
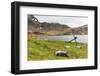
(33, 15), (88, 27)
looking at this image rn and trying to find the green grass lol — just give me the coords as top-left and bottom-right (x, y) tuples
(28, 35), (88, 61)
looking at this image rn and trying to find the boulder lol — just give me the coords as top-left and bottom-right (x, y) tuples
(75, 46), (82, 48)
(65, 46), (71, 48)
(55, 51), (69, 57)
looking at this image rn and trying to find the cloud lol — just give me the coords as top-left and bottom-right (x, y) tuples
(34, 15), (88, 27)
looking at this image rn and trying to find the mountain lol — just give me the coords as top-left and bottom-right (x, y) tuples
(63, 25), (88, 35)
(28, 15), (88, 35)
(74, 25), (88, 35)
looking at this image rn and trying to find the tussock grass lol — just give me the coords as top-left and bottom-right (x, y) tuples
(28, 35), (88, 61)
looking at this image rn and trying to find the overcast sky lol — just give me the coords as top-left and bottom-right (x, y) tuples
(34, 15), (88, 27)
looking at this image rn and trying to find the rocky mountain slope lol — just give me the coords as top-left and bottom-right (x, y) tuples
(28, 15), (88, 35)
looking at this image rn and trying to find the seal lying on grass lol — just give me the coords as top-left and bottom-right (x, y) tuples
(55, 51), (69, 57)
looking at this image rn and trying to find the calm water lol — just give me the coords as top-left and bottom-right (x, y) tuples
(38, 35), (88, 43)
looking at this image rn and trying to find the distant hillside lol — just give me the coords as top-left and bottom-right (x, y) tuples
(63, 25), (88, 35)
(28, 15), (88, 35)
(74, 25), (88, 34)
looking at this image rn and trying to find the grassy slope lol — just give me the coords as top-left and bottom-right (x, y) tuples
(28, 35), (88, 61)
